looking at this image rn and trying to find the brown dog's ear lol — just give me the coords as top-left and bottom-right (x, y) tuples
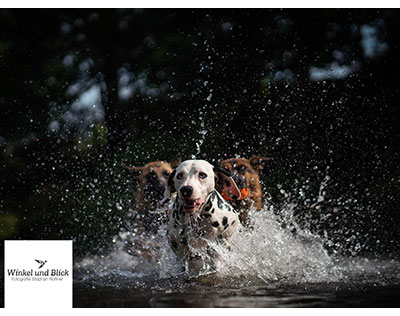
(249, 156), (272, 171)
(122, 164), (143, 175)
(213, 166), (241, 200)
(167, 169), (177, 193)
(160, 169), (176, 206)
(169, 157), (182, 169)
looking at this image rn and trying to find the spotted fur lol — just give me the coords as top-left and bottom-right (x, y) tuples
(167, 189), (239, 275)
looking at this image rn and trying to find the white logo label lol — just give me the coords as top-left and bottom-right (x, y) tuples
(5, 240), (73, 308)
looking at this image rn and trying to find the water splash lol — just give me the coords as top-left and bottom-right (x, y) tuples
(219, 209), (342, 285)
(191, 117), (208, 159)
(193, 129), (207, 159)
(74, 188), (400, 289)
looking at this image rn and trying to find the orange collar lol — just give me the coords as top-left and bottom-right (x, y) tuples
(221, 187), (249, 201)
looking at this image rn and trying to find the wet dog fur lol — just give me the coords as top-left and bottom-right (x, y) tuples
(161, 160), (241, 276)
(125, 159), (180, 232)
(219, 156), (271, 225)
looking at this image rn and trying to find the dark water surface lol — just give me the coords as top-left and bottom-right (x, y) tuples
(2, 275), (398, 307)
(73, 278), (400, 308)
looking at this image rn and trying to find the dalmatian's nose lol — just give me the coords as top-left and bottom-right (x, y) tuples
(180, 186), (193, 197)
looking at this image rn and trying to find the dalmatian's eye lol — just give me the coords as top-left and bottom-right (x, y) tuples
(199, 172), (207, 179)
(176, 173), (183, 180)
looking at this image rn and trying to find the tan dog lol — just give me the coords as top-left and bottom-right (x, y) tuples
(125, 160), (174, 232)
(219, 156), (272, 225)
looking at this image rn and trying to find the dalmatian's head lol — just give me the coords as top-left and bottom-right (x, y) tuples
(162, 160), (240, 214)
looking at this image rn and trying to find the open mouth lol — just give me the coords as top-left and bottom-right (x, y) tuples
(182, 198), (201, 213)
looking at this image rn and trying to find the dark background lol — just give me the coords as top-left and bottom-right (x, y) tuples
(0, 9), (399, 265)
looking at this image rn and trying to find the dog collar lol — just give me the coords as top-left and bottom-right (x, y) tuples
(221, 187), (249, 201)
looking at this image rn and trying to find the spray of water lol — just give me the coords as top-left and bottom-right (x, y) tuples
(74, 178), (400, 289)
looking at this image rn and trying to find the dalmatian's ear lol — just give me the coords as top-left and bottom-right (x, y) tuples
(213, 167), (241, 200)
(160, 169), (177, 206)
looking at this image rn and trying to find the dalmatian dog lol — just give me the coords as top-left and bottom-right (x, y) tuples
(160, 160), (241, 276)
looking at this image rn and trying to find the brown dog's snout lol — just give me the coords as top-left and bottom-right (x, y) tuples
(180, 186), (193, 198)
(231, 172), (248, 190)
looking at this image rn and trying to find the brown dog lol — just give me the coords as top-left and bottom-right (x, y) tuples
(218, 156), (271, 225)
(123, 160), (184, 261)
(125, 160), (175, 232)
